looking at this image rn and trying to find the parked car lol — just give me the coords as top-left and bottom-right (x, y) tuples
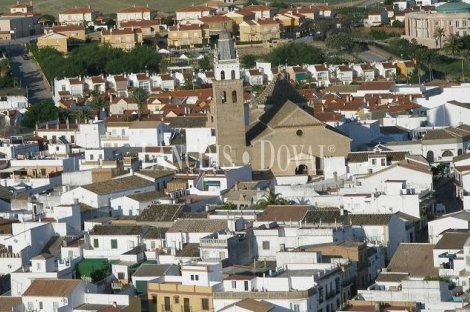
(22, 54), (30, 60)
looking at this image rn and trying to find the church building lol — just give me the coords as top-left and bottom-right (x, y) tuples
(208, 31), (351, 176)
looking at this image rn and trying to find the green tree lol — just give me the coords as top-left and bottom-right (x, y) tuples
(132, 87), (149, 121)
(221, 202), (237, 210)
(197, 55), (212, 71)
(22, 99), (59, 128)
(182, 78), (200, 90)
(256, 190), (291, 209)
(245, 0), (260, 6)
(325, 33), (353, 51)
(90, 95), (109, 118)
(443, 34), (462, 55)
(391, 20), (404, 28)
(40, 14), (56, 26)
(69, 107), (93, 124)
(241, 54), (257, 68)
(265, 42), (324, 66)
(271, 0), (289, 9)
(433, 26), (445, 49)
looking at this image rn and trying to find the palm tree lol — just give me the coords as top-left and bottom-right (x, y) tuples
(433, 27), (445, 49)
(256, 190), (291, 209)
(91, 96), (109, 119)
(69, 107), (92, 124)
(132, 87), (149, 121)
(443, 34), (462, 55)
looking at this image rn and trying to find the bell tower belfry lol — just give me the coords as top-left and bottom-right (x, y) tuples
(211, 30), (246, 167)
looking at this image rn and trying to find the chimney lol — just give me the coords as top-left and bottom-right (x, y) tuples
(30, 0), (32, 6)
(66, 118), (70, 129)
(45, 122), (49, 130)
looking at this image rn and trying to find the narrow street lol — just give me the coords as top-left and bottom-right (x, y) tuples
(0, 37), (52, 104)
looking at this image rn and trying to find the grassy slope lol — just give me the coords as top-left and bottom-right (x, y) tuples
(0, 0), (207, 16)
(0, 0), (366, 16)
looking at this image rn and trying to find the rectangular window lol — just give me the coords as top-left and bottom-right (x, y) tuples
(232, 280), (236, 288)
(164, 296), (171, 311)
(93, 238), (99, 248)
(174, 296), (179, 304)
(39, 302), (43, 309)
(118, 272), (125, 279)
(111, 239), (118, 249)
(262, 241), (270, 250)
(201, 298), (209, 310)
(290, 303), (300, 312)
(184, 298), (190, 312)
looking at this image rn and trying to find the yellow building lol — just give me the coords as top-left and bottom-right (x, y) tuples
(224, 10), (255, 25)
(168, 24), (207, 48)
(50, 25), (86, 47)
(37, 32), (68, 53)
(199, 15), (234, 36)
(239, 18), (280, 42)
(147, 262), (220, 312)
(395, 60), (416, 76)
(101, 28), (143, 50)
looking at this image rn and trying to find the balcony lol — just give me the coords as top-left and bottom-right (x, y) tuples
(214, 288), (317, 300)
(100, 134), (129, 141)
(199, 239), (227, 247)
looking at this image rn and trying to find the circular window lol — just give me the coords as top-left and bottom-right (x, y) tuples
(296, 130), (303, 137)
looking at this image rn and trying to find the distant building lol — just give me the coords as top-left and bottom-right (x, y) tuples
(58, 6), (101, 26)
(404, 1), (470, 48)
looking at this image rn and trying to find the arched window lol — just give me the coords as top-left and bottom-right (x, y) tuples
(442, 150), (453, 157)
(458, 148), (463, 156)
(210, 116), (214, 123)
(231, 70), (236, 80)
(220, 70), (225, 80)
(426, 151), (434, 162)
(221, 91), (226, 103)
(232, 90), (237, 103)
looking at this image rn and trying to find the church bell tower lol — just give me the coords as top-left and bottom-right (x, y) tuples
(211, 30), (246, 167)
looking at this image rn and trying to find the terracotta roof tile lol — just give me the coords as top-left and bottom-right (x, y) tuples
(23, 279), (82, 297)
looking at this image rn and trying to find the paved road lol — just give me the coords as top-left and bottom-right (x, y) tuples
(0, 36), (52, 104)
(358, 50), (388, 63)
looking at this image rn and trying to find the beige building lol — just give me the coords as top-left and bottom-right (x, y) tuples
(168, 24), (207, 48)
(404, 1), (470, 48)
(198, 15), (233, 36)
(239, 18), (281, 42)
(101, 28), (143, 50)
(176, 5), (217, 23)
(37, 32), (68, 53)
(117, 6), (158, 27)
(10, 1), (34, 14)
(58, 6), (101, 26)
(50, 25), (86, 46)
(210, 31), (350, 176)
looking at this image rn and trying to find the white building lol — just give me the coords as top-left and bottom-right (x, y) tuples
(61, 176), (155, 208)
(85, 224), (149, 259)
(22, 279), (86, 311)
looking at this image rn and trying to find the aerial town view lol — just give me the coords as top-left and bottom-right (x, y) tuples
(2, 0), (470, 310)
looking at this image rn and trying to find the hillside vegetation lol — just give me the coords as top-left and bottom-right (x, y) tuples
(0, 0), (206, 15)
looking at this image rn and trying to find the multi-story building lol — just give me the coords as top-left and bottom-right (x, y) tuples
(58, 6), (101, 26)
(0, 2), (41, 40)
(101, 28), (143, 50)
(147, 261), (223, 312)
(117, 5), (158, 27)
(168, 24), (206, 48)
(176, 5), (217, 23)
(239, 18), (281, 43)
(404, 1), (470, 48)
(37, 32), (68, 53)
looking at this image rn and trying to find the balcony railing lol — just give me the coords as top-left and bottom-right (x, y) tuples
(199, 239), (227, 247)
(214, 288), (317, 300)
(100, 134), (129, 141)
